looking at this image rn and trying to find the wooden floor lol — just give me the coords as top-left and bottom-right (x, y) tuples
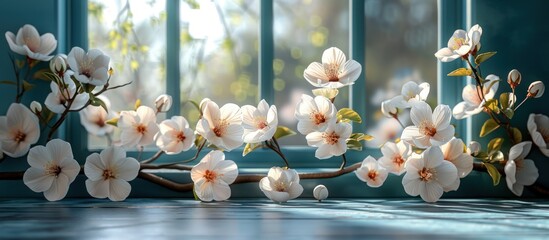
(0, 199), (548, 239)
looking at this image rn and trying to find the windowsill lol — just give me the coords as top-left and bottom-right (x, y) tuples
(0, 198), (547, 238)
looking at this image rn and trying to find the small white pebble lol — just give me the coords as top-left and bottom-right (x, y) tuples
(313, 185), (328, 202)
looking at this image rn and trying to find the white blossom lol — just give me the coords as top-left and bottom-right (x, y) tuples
(391, 81), (430, 109)
(434, 24), (482, 62)
(195, 99), (243, 151)
(23, 139), (80, 201)
(453, 74), (499, 119)
(45, 70), (90, 114)
(156, 116), (195, 155)
(190, 150), (238, 202)
(306, 122), (352, 159)
(84, 146), (140, 201)
(402, 146), (458, 202)
(303, 47), (362, 88)
(504, 142), (539, 196)
(378, 141), (411, 176)
(440, 138), (473, 192)
(0, 103), (40, 158)
(295, 94), (336, 135)
(79, 95), (116, 136)
(5, 24), (57, 61)
(241, 99), (278, 143)
(355, 156), (389, 188)
(67, 46), (111, 86)
(401, 102), (455, 148)
(259, 167), (303, 203)
(155, 94), (172, 113)
(118, 106), (159, 149)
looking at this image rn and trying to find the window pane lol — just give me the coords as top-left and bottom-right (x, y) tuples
(178, 0), (260, 126)
(273, 0), (350, 145)
(364, 0), (438, 148)
(88, 0), (166, 148)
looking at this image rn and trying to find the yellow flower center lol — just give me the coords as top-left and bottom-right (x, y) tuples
(324, 63), (340, 82)
(102, 169), (116, 180)
(204, 170), (218, 182)
(323, 131), (340, 145)
(13, 130), (26, 143)
(419, 122), (437, 137)
(419, 167), (435, 182)
(451, 37), (467, 50)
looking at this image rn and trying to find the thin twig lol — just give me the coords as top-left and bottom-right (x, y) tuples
(140, 150), (164, 164)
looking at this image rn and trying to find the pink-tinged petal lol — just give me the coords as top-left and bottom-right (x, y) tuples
(100, 147), (127, 167)
(23, 168), (54, 192)
(400, 126), (422, 146)
(305, 132), (324, 147)
(314, 96), (334, 118)
(61, 158), (81, 183)
(215, 160), (238, 184)
(262, 188), (291, 203)
(43, 173), (70, 201)
(423, 147), (444, 169)
(85, 153), (105, 181)
(455, 45), (472, 56)
(333, 141), (348, 157)
(267, 167), (283, 181)
(441, 138), (463, 161)
(322, 47), (347, 65)
(27, 145), (50, 169)
(461, 84), (482, 106)
(509, 142), (532, 161)
(5, 31), (27, 55)
(138, 122), (159, 147)
(304, 62), (329, 87)
(380, 142), (398, 159)
(338, 60), (362, 85)
(108, 179), (131, 201)
(212, 181), (231, 201)
(421, 182), (443, 202)
(295, 94), (315, 117)
(195, 119), (211, 138)
(259, 177), (273, 192)
(434, 47), (454, 61)
(202, 101), (221, 127)
(452, 154), (474, 178)
(434, 160), (458, 187)
(196, 182), (214, 202)
(37, 33), (57, 55)
(355, 167), (369, 182)
(430, 125), (455, 146)
(117, 111), (137, 128)
(361, 156), (378, 169)
(432, 105), (452, 129)
(452, 101), (473, 119)
(86, 179), (109, 199)
(516, 159), (538, 186)
(114, 157), (139, 181)
(136, 106), (157, 124)
(410, 102), (433, 127)
(120, 130), (142, 148)
(18, 25), (40, 51)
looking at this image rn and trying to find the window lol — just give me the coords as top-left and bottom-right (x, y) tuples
(76, 0), (453, 170)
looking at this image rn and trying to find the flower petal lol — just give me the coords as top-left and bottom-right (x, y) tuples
(109, 179), (131, 201)
(114, 157), (140, 181)
(43, 173), (70, 201)
(421, 182), (443, 202)
(515, 159), (539, 186)
(212, 181), (232, 201)
(304, 62), (328, 87)
(432, 105), (452, 130)
(410, 102), (433, 127)
(509, 142), (532, 161)
(23, 168), (54, 193)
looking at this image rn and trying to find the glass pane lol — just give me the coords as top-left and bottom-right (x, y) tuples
(273, 0), (350, 145)
(364, 0), (438, 148)
(178, 0), (260, 126)
(88, 0), (166, 148)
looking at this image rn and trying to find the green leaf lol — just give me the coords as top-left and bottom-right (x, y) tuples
(499, 93), (510, 109)
(485, 80), (501, 93)
(475, 51), (497, 65)
(90, 96), (108, 113)
(84, 83), (96, 93)
(243, 142), (263, 156)
(484, 99), (500, 114)
(503, 108), (514, 119)
(273, 126), (296, 140)
(350, 133), (374, 142)
(475, 151), (489, 160)
(346, 139), (362, 151)
(480, 119), (499, 137)
(511, 127), (522, 144)
(447, 68), (472, 77)
(22, 80), (34, 91)
(489, 151), (504, 162)
(134, 99), (141, 110)
(337, 108), (362, 123)
(484, 162), (501, 186)
(32, 68), (51, 81)
(0, 80), (15, 85)
(487, 138), (504, 153)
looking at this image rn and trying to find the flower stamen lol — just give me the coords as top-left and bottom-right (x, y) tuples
(368, 170), (378, 180)
(204, 170), (217, 182)
(13, 131), (26, 143)
(324, 63), (340, 82)
(419, 167), (434, 182)
(135, 124), (147, 134)
(46, 164), (62, 177)
(176, 131), (186, 142)
(274, 181), (286, 192)
(312, 112), (326, 125)
(102, 169), (115, 180)
(393, 155), (405, 167)
(419, 122), (437, 137)
(323, 131), (340, 145)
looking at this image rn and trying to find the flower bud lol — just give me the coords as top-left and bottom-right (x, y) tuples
(30, 101), (42, 114)
(527, 81), (545, 98)
(199, 98), (212, 113)
(155, 94), (172, 113)
(313, 184), (328, 201)
(381, 99), (398, 118)
(507, 69), (521, 89)
(467, 141), (481, 156)
(49, 54), (67, 76)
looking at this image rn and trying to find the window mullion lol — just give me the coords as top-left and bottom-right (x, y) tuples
(349, 0), (365, 134)
(259, 0), (274, 103)
(166, 0), (180, 117)
(437, 0), (469, 142)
